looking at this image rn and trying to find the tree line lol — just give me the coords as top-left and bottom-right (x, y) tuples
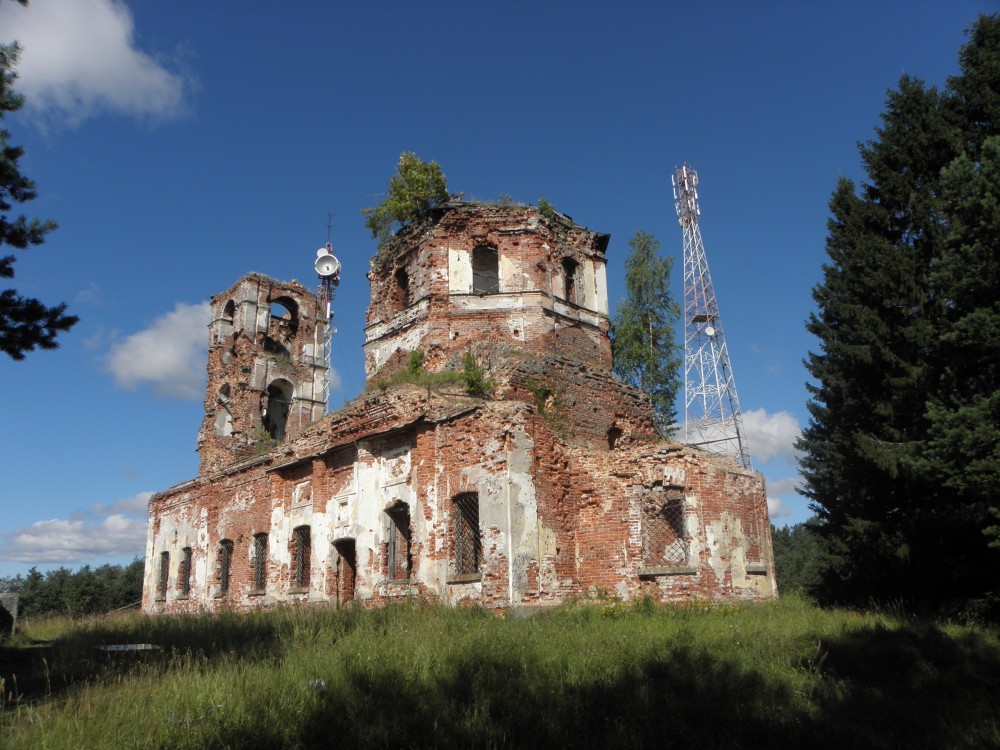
(0, 560), (144, 618)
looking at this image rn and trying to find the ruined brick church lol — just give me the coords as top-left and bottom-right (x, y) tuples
(143, 202), (776, 613)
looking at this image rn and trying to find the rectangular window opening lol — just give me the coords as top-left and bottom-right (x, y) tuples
(178, 547), (192, 596)
(157, 551), (169, 599)
(252, 532), (268, 592)
(641, 486), (687, 568)
(454, 493), (481, 576)
(387, 504), (412, 581)
(293, 526), (311, 590)
(219, 539), (234, 596)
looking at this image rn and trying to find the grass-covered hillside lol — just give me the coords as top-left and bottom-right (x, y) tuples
(2, 597), (999, 749)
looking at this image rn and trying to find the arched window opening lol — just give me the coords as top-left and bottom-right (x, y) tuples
(562, 258), (579, 304)
(267, 296), (299, 341)
(334, 538), (356, 606)
(453, 492), (481, 575)
(222, 300), (235, 323)
(386, 501), (412, 581)
(472, 246), (499, 295)
(262, 379), (294, 440)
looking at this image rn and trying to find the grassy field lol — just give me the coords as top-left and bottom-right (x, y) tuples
(1, 596), (998, 749)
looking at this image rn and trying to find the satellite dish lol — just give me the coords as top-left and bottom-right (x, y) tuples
(705, 326), (716, 337)
(315, 253), (341, 278)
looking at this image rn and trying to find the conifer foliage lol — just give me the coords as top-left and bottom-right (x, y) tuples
(0, 39), (77, 360)
(799, 14), (1000, 613)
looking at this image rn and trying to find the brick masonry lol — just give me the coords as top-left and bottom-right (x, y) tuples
(144, 202), (776, 613)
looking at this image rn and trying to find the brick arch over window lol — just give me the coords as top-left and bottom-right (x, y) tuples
(472, 246), (499, 294)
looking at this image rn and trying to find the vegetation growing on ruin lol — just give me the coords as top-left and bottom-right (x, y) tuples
(362, 152), (450, 252)
(3, 598), (998, 748)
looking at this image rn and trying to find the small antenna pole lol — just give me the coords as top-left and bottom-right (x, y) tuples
(314, 236), (341, 413)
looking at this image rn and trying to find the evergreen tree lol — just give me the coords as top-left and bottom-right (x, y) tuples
(799, 15), (1000, 611)
(611, 231), (682, 432)
(0, 40), (77, 360)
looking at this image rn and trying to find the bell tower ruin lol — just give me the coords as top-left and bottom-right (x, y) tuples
(197, 274), (328, 473)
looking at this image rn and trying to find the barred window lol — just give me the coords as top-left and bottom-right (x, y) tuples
(178, 547), (192, 596)
(253, 533), (268, 591)
(292, 526), (311, 589)
(387, 502), (412, 581)
(454, 493), (481, 575)
(641, 486), (687, 567)
(157, 551), (169, 598)
(472, 246), (499, 295)
(219, 539), (234, 595)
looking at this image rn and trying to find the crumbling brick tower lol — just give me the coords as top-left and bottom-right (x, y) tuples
(197, 275), (328, 473)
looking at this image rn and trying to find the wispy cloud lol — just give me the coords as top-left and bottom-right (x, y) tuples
(0, 492), (151, 564)
(75, 281), (103, 306)
(1, 0), (194, 127)
(106, 301), (209, 400)
(742, 408), (801, 463)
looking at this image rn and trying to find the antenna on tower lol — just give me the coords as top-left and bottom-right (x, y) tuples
(314, 240), (341, 413)
(672, 164), (753, 470)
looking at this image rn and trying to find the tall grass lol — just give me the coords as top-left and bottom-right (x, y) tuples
(2, 596), (998, 749)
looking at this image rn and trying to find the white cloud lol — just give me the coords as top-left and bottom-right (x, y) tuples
(0, 492), (151, 564)
(767, 496), (793, 519)
(1, 0), (192, 125)
(743, 408), (801, 463)
(766, 476), (801, 497)
(106, 301), (209, 399)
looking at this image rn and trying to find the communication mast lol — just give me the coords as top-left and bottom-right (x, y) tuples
(314, 243), (341, 412)
(672, 164), (753, 470)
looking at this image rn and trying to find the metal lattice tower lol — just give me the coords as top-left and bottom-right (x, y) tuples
(672, 164), (753, 470)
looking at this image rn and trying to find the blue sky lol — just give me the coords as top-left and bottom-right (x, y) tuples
(0, 1), (991, 577)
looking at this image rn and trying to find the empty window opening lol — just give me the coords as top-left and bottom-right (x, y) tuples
(607, 425), (623, 450)
(219, 539), (234, 595)
(472, 246), (500, 295)
(262, 379), (294, 440)
(454, 492), (482, 575)
(641, 486), (687, 567)
(252, 533), (268, 592)
(562, 258), (578, 303)
(292, 526), (311, 589)
(262, 336), (292, 357)
(334, 539), (356, 606)
(157, 551), (169, 598)
(386, 502), (412, 581)
(222, 299), (235, 323)
(269, 297), (299, 331)
(178, 547), (192, 596)
(394, 268), (411, 307)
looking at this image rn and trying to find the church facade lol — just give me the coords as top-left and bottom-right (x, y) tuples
(143, 202), (776, 613)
